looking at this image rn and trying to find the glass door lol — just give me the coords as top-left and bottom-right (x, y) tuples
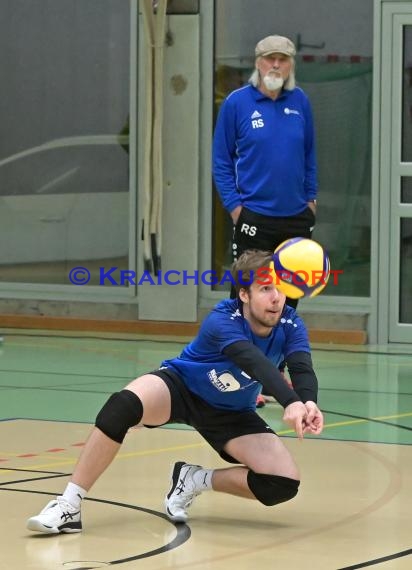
(0, 0), (133, 291)
(381, 4), (412, 343)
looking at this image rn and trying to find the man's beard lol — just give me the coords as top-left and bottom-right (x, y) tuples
(262, 73), (284, 91)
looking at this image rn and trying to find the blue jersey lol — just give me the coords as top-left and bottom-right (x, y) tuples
(161, 299), (311, 412)
(212, 84), (318, 216)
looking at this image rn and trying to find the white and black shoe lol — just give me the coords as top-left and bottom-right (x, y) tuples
(164, 461), (203, 523)
(27, 497), (82, 534)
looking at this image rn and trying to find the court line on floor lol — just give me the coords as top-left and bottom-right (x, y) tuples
(0, 473), (70, 485)
(3, 381), (410, 399)
(2, 429), (410, 567)
(0, 441), (208, 475)
(136, 439), (406, 570)
(337, 547), (412, 569)
(1, 409), (411, 469)
(2, 441), (409, 569)
(321, 410), (412, 432)
(320, 386), (412, 396)
(4, 487), (191, 567)
(5, 335), (412, 357)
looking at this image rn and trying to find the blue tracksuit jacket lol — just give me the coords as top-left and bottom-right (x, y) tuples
(212, 84), (318, 217)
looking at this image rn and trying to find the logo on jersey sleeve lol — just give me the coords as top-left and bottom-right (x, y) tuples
(230, 308), (242, 320)
(280, 317), (298, 328)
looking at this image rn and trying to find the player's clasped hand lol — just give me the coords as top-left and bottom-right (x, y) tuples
(283, 401), (308, 440)
(283, 401), (324, 440)
(303, 401), (324, 436)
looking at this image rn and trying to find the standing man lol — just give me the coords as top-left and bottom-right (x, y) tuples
(213, 34), (318, 309)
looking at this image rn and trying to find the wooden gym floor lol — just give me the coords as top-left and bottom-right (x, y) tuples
(0, 332), (411, 570)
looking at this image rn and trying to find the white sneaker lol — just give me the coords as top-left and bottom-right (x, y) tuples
(164, 461), (203, 523)
(26, 497), (82, 534)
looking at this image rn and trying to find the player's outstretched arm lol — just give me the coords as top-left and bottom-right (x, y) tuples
(223, 341), (300, 408)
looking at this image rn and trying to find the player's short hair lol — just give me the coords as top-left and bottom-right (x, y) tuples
(231, 249), (273, 297)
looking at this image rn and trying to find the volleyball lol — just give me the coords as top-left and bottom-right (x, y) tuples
(270, 237), (330, 299)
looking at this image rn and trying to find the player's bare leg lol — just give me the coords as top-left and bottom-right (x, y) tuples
(165, 432), (300, 521)
(27, 374), (172, 533)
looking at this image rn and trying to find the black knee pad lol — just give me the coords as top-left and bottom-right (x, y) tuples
(95, 390), (143, 443)
(247, 471), (300, 506)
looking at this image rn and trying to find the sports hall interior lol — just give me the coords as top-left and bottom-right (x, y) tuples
(0, 1), (411, 569)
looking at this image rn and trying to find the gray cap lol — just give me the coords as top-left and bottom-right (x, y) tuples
(255, 35), (296, 58)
